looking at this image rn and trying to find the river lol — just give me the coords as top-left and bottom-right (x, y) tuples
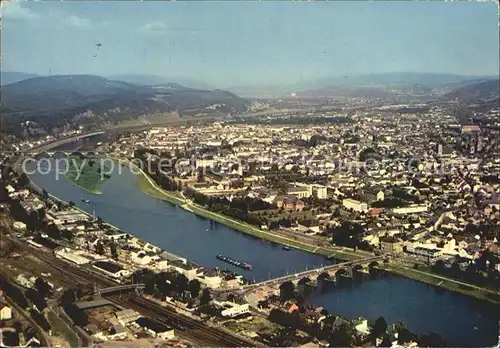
(26, 158), (499, 346)
(27, 159), (334, 281)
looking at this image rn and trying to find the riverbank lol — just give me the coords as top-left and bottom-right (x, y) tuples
(128, 159), (500, 304)
(381, 264), (500, 304)
(129, 160), (361, 260)
(114, 158), (185, 205)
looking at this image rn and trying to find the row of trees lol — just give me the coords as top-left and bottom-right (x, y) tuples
(184, 188), (268, 227)
(268, 305), (446, 347)
(94, 240), (119, 260)
(61, 289), (89, 327)
(432, 254), (500, 290)
(0, 274), (52, 333)
(132, 268), (211, 305)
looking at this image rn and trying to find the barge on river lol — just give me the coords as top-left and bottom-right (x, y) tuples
(216, 254), (252, 270)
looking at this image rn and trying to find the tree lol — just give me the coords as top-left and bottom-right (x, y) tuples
(432, 259), (446, 274)
(395, 321), (417, 345)
(61, 229), (74, 241)
(34, 278), (52, 298)
(13, 320), (22, 333)
(25, 288), (47, 311)
(95, 241), (105, 255)
(110, 242), (118, 260)
(68, 201), (75, 208)
(197, 167), (205, 182)
(18, 173), (30, 187)
(41, 189), (49, 200)
(175, 273), (189, 293)
(200, 288), (212, 305)
(370, 316), (388, 339)
(188, 279), (201, 298)
(330, 322), (356, 347)
(279, 281), (295, 301)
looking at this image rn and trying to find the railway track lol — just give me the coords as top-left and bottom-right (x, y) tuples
(4, 235), (261, 347)
(109, 294), (260, 347)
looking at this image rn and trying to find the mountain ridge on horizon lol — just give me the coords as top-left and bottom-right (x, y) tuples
(227, 72), (498, 97)
(2, 71), (497, 95)
(0, 74), (249, 135)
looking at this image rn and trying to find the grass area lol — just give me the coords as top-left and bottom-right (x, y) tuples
(135, 171), (185, 205)
(64, 156), (110, 194)
(47, 310), (81, 347)
(381, 264), (500, 304)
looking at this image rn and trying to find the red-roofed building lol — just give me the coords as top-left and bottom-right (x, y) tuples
(288, 303), (299, 313)
(368, 207), (384, 216)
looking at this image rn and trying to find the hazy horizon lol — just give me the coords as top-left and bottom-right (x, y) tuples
(2, 1), (498, 88)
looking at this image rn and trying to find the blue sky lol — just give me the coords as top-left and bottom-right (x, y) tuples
(1, 1), (498, 87)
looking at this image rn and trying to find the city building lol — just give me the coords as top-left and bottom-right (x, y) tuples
(343, 198), (368, 212)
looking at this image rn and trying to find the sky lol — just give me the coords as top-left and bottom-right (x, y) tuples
(1, 1), (499, 88)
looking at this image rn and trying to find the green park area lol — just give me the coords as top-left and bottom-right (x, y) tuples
(64, 157), (111, 194)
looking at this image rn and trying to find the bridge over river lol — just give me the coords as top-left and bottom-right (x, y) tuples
(219, 255), (387, 294)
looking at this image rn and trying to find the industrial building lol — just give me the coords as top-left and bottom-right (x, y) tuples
(92, 260), (131, 279)
(55, 248), (91, 265)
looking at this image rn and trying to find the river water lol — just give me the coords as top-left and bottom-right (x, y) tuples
(26, 159), (499, 346)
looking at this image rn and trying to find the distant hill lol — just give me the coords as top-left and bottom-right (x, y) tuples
(298, 72), (493, 89)
(229, 72), (496, 98)
(1, 72), (39, 85)
(1, 75), (248, 135)
(444, 79), (499, 102)
(109, 74), (215, 90)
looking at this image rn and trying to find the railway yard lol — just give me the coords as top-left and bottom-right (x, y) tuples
(0, 213), (261, 347)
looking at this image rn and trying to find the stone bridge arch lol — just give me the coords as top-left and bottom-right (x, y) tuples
(52, 151), (68, 159)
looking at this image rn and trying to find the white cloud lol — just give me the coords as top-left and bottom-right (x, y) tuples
(63, 15), (92, 30)
(1, 1), (38, 20)
(141, 21), (167, 33)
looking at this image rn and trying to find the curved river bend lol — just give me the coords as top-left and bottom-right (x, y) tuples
(27, 160), (499, 346)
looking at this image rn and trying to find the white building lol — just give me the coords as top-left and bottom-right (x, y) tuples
(55, 248), (91, 265)
(0, 306), (12, 320)
(312, 186), (328, 200)
(143, 243), (161, 254)
(169, 261), (199, 280)
(406, 244), (441, 261)
(343, 198), (368, 212)
(13, 221), (27, 232)
(213, 301), (250, 318)
(115, 309), (141, 326)
(131, 251), (152, 266)
(197, 274), (222, 288)
(392, 204), (428, 214)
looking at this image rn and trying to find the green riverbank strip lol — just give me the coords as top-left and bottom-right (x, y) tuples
(128, 158), (500, 304)
(381, 264), (500, 304)
(135, 171), (185, 204)
(64, 156), (110, 194)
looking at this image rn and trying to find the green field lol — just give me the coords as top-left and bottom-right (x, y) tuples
(64, 156), (110, 194)
(134, 165), (185, 204)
